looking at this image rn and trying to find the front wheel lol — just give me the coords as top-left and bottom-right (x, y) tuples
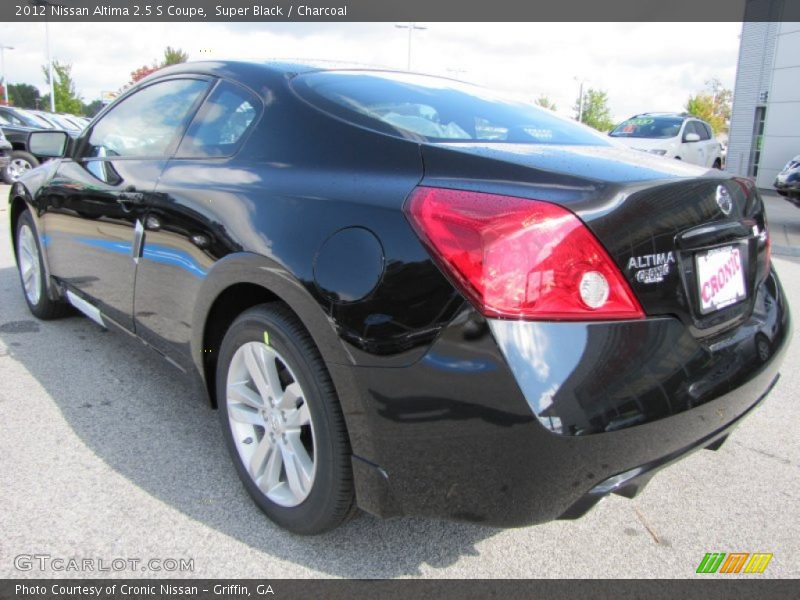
(216, 304), (356, 534)
(15, 210), (69, 319)
(4, 150), (39, 183)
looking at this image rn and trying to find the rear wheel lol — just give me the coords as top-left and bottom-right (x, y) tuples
(713, 158), (722, 169)
(4, 151), (39, 183)
(216, 303), (356, 534)
(15, 210), (69, 319)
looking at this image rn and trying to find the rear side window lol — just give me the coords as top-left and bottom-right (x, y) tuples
(292, 70), (608, 146)
(86, 78), (209, 159)
(177, 81), (261, 158)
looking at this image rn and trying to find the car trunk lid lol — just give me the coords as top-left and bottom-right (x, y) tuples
(419, 142), (770, 338)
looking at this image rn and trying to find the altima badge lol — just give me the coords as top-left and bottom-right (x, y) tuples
(628, 251), (676, 284)
(716, 185), (733, 216)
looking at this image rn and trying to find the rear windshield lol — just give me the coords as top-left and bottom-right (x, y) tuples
(609, 116), (683, 139)
(292, 71), (609, 146)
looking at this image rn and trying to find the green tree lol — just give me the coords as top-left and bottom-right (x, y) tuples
(573, 88), (614, 131)
(685, 78), (732, 135)
(8, 83), (41, 109)
(82, 99), (104, 117)
(534, 95), (557, 111)
(41, 61), (84, 114)
(162, 46), (189, 66)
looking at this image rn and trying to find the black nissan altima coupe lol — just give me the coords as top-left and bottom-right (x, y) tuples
(11, 62), (789, 534)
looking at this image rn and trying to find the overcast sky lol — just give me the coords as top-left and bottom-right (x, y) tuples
(0, 22), (742, 122)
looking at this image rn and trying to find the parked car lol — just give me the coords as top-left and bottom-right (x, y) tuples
(0, 105), (55, 130)
(61, 114), (90, 131)
(609, 113), (723, 168)
(11, 62), (788, 534)
(0, 128), (12, 173)
(0, 106), (58, 183)
(29, 110), (84, 136)
(774, 154), (800, 207)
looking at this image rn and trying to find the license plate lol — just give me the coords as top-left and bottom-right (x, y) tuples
(695, 245), (747, 314)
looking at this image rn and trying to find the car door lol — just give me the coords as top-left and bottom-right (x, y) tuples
(133, 79), (262, 361)
(698, 121), (718, 167)
(678, 121), (700, 165)
(39, 77), (211, 331)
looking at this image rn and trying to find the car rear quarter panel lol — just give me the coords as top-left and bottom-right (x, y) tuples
(140, 82), (464, 460)
(166, 87), (463, 370)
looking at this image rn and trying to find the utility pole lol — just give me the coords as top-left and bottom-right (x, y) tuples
(395, 23), (427, 71)
(0, 46), (13, 105)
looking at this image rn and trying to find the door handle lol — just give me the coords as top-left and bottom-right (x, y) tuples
(117, 186), (145, 208)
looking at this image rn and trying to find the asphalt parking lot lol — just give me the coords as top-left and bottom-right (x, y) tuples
(1, 184), (798, 579)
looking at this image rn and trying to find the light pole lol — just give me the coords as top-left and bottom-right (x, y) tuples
(0, 45), (13, 105)
(395, 23), (427, 71)
(30, 0), (55, 111)
(574, 77), (588, 123)
(45, 20), (54, 111)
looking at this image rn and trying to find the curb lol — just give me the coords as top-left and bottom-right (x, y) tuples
(773, 245), (800, 258)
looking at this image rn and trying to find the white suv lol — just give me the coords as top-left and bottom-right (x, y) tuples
(609, 113), (723, 169)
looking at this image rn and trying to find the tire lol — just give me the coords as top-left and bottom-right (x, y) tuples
(216, 303), (356, 534)
(15, 210), (69, 319)
(713, 158), (722, 169)
(4, 150), (39, 184)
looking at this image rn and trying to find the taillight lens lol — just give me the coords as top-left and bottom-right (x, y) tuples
(405, 186), (644, 320)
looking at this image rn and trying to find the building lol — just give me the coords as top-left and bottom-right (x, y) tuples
(727, 3), (800, 189)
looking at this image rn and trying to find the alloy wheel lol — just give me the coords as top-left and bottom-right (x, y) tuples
(226, 341), (316, 507)
(7, 157), (33, 181)
(17, 224), (42, 305)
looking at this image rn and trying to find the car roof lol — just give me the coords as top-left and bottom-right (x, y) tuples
(139, 60), (437, 92)
(151, 59), (393, 78)
(631, 112), (690, 119)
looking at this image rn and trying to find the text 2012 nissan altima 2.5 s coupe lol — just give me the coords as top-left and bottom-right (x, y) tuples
(11, 62), (790, 534)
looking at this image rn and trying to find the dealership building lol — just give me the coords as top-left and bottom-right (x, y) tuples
(727, 9), (800, 189)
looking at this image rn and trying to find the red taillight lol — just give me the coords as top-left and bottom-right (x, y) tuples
(404, 186), (644, 321)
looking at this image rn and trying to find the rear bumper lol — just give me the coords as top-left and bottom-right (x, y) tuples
(343, 268), (790, 526)
(559, 372), (779, 520)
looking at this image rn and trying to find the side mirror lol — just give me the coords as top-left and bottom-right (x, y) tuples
(28, 130), (70, 158)
(684, 132), (701, 143)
